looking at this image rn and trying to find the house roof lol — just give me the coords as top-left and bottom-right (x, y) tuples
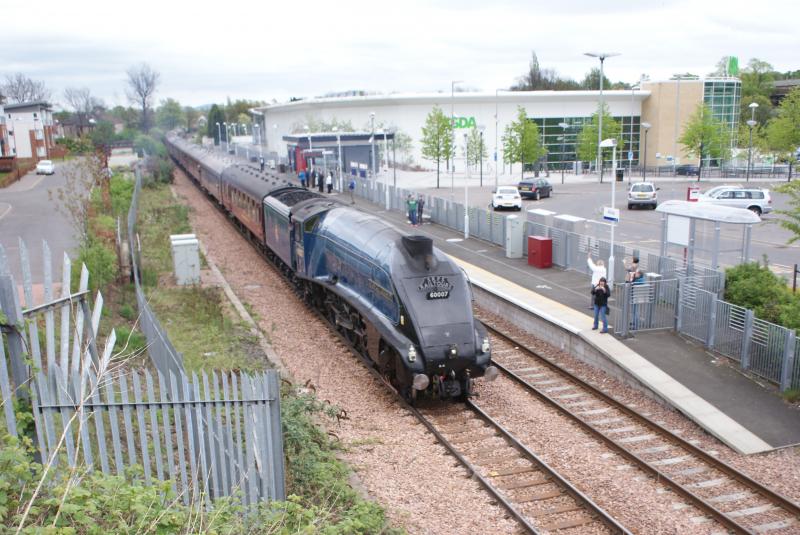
(4, 101), (52, 111)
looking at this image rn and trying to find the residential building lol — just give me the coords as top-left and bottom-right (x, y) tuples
(4, 101), (56, 160)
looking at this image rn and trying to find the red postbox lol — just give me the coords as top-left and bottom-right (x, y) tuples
(528, 236), (552, 268)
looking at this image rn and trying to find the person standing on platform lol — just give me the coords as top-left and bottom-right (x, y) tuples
(259, 156), (265, 172)
(416, 195), (425, 226)
(326, 172), (333, 194)
(591, 277), (610, 333)
(299, 169), (306, 188)
(587, 254), (607, 309)
(407, 194), (418, 226)
(348, 177), (356, 204)
(318, 170), (325, 193)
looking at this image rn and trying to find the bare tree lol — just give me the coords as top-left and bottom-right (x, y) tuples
(63, 87), (104, 136)
(2, 73), (51, 103)
(126, 63), (160, 131)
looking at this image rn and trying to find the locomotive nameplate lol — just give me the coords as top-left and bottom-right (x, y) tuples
(418, 276), (453, 300)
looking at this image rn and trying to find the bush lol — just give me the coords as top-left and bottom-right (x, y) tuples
(113, 325), (147, 354)
(109, 173), (134, 216)
(725, 260), (800, 330)
(118, 303), (136, 321)
(74, 238), (118, 293)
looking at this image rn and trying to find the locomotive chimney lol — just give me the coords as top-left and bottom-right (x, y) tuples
(402, 235), (432, 258)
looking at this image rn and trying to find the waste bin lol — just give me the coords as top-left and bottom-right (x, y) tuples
(278, 163), (287, 173)
(527, 236), (552, 268)
(616, 168), (624, 182)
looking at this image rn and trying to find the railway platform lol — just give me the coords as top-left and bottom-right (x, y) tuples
(337, 190), (800, 455)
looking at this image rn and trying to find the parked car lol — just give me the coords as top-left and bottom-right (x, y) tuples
(517, 178), (552, 200)
(675, 164), (700, 176)
(35, 160), (55, 175)
(491, 186), (522, 211)
(701, 185), (742, 198)
(697, 186), (772, 216)
(627, 182), (659, 209)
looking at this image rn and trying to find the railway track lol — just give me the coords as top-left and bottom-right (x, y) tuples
(176, 169), (631, 534)
(481, 322), (800, 535)
(417, 401), (630, 534)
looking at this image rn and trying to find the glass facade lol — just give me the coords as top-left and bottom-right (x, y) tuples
(703, 78), (741, 151)
(530, 115), (641, 169)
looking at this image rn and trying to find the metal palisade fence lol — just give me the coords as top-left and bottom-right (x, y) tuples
(0, 176), (285, 507)
(351, 178), (798, 391)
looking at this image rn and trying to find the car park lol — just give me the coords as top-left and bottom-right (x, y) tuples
(517, 178), (552, 200)
(675, 164), (699, 176)
(35, 160), (55, 175)
(491, 186), (522, 211)
(697, 186), (772, 215)
(627, 182), (659, 209)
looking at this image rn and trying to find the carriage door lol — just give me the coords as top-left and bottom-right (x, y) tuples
(293, 221), (305, 275)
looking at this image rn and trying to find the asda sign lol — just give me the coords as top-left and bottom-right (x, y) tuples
(451, 116), (477, 129)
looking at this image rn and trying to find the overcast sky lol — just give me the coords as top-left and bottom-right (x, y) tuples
(3, 0), (799, 109)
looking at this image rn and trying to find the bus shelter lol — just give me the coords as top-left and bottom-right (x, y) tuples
(655, 200), (761, 271)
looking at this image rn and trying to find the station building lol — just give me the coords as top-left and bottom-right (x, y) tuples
(253, 77), (741, 173)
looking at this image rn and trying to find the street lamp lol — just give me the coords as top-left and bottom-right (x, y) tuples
(600, 137), (619, 287)
(478, 125), (485, 187)
(495, 88), (503, 190)
(558, 121), (571, 184)
(463, 132), (470, 240)
(584, 52), (620, 183)
(223, 122), (229, 152)
(369, 112), (376, 182)
(215, 122), (221, 147)
(333, 126), (343, 191)
(746, 101), (758, 182)
(451, 80), (463, 193)
(641, 122), (651, 181)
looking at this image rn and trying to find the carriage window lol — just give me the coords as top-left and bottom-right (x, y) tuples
(304, 215), (319, 233)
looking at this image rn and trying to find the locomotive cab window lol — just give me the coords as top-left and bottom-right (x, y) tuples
(304, 215), (319, 233)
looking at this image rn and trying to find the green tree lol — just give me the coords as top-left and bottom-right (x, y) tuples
(766, 87), (800, 179)
(394, 131), (414, 165)
(678, 103), (732, 178)
(575, 104), (625, 168)
(420, 106), (453, 188)
(206, 104), (226, 145)
(184, 106), (200, 131)
(774, 181), (800, 244)
(510, 51), (581, 91)
(740, 59), (775, 124)
(89, 120), (116, 148)
(155, 98), (186, 130)
(502, 106), (546, 179)
(580, 68), (612, 90)
(464, 127), (487, 167)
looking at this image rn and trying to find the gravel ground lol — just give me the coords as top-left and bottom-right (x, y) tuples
(477, 311), (800, 529)
(171, 171), (519, 535)
(171, 169), (799, 534)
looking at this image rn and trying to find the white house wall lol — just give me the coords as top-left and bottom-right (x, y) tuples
(260, 91), (648, 167)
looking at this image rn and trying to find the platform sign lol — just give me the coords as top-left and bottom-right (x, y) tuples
(602, 207), (620, 223)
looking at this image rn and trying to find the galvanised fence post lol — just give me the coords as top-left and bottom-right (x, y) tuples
(706, 293), (718, 350)
(741, 309), (755, 371)
(780, 331), (796, 392)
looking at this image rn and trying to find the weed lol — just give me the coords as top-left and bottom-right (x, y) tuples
(783, 388), (800, 404)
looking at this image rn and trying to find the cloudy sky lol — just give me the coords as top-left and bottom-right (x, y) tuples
(3, 0), (799, 109)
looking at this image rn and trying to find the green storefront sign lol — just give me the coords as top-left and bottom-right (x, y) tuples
(451, 116), (477, 129)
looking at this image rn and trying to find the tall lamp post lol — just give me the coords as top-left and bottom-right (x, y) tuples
(584, 52), (620, 183)
(215, 122), (221, 147)
(223, 122), (229, 152)
(641, 122), (651, 181)
(495, 88), (502, 190)
(369, 112), (376, 183)
(479, 127), (485, 187)
(451, 80), (463, 194)
(463, 132), (470, 240)
(333, 126), (343, 192)
(600, 138), (618, 287)
(746, 102), (759, 182)
(558, 121), (570, 184)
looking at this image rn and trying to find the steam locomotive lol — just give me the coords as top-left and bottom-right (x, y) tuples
(165, 134), (497, 400)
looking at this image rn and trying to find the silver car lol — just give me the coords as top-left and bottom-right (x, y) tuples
(627, 182), (658, 209)
(698, 186), (772, 216)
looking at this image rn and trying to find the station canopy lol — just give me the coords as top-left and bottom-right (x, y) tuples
(655, 200), (761, 224)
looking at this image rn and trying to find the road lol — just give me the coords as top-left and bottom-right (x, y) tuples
(0, 164), (79, 284)
(417, 175), (799, 275)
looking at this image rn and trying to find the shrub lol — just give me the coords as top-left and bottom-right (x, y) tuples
(725, 260), (800, 330)
(118, 303), (136, 321)
(109, 174), (134, 216)
(74, 238), (118, 293)
(113, 325), (147, 354)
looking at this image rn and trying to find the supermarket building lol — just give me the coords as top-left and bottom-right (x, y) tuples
(253, 77), (741, 172)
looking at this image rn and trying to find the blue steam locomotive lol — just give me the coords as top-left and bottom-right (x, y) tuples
(165, 134), (497, 400)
